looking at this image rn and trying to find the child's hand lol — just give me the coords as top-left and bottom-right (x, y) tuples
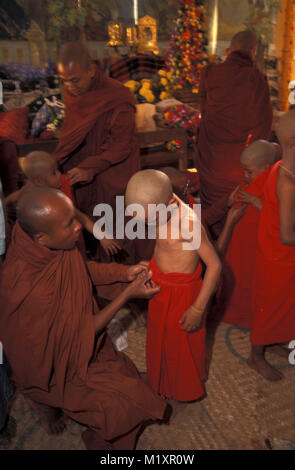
(179, 306), (203, 333)
(227, 185), (242, 207)
(236, 190), (262, 210)
(226, 204), (246, 224)
(100, 238), (121, 256)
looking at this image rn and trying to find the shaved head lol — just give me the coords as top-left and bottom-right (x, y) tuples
(230, 30), (257, 52)
(125, 170), (173, 207)
(17, 187), (71, 238)
(241, 140), (277, 168)
(276, 109), (295, 149)
(23, 151), (55, 180)
(57, 41), (92, 71)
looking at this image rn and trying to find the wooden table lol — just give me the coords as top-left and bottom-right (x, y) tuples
(17, 127), (189, 170)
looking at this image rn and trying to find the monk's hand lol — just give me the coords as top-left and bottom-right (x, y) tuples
(126, 263), (148, 282)
(100, 238), (121, 256)
(67, 167), (94, 185)
(179, 306), (204, 333)
(126, 270), (161, 300)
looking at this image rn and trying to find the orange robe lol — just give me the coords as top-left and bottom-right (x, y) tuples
(251, 161), (295, 345)
(147, 257), (206, 402)
(221, 168), (270, 328)
(196, 50), (272, 214)
(0, 223), (166, 447)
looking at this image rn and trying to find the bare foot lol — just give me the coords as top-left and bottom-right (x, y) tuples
(266, 344), (291, 359)
(166, 398), (187, 419)
(27, 399), (67, 435)
(247, 356), (283, 382)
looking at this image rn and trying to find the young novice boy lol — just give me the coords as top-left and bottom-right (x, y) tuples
(218, 140), (280, 328)
(248, 111), (295, 381)
(4, 151), (120, 257)
(125, 170), (221, 402)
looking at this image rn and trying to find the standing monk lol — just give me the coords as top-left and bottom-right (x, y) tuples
(249, 110), (295, 381)
(54, 41), (141, 260)
(196, 30), (272, 235)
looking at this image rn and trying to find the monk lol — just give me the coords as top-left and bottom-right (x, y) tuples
(125, 170), (221, 402)
(196, 30), (273, 235)
(249, 110), (295, 381)
(0, 187), (167, 450)
(54, 41), (140, 261)
(217, 141), (279, 328)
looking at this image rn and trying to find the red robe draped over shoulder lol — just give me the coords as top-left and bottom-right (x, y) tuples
(251, 161), (295, 345)
(196, 51), (272, 210)
(54, 66), (140, 215)
(221, 168), (270, 327)
(147, 257), (206, 402)
(0, 223), (166, 442)
(54, 66), (140, 263)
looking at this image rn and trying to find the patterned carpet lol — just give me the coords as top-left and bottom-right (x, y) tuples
(4, 307), (295, 450)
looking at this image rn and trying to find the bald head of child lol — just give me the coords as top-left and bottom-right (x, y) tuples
(240, 140), (279, 183)
(125, 169), (176, 224)
(22, 151), (62, 189)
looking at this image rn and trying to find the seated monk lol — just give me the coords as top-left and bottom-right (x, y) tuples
(54, 41), (141, 263)
(0, 187), (167, 450)
(215, 140), (280, 328)
(196, 30), (273, 236)
(248, 110), (295, 381)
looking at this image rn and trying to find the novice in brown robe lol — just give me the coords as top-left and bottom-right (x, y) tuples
(0, 187), (167, 450)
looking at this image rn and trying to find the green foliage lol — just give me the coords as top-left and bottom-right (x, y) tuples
(244, 0), (281, 42)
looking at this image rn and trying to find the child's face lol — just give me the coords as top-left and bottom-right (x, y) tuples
(41, 162), (62, 189)
(242, 160), (266, 183)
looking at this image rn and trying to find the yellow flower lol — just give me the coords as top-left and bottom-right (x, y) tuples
(141, 79), (151, 87)
(124, 80), (139, 93)
(160, 91), (170, 100)
(192, 88), (199, 94)
(160, 77), (168, 86)
(158, 69), (167, 77)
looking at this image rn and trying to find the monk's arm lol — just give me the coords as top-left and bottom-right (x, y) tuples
(77, 103), (137, 175)
(194, 225), (222, 310)
(75, 208), (94, 234)
(86, 260), (129, 285)
(278, 177), (295, 245)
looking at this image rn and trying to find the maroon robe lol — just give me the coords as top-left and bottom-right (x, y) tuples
(0, 223), (166, 448)
(54, 66), (141, 261)
(196, 50), (272, 218)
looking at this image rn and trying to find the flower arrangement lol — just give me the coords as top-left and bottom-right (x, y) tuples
(124, 69), (173, 104)
(165, 0), (209, 93)
(46, 97), (65, 138)
(164, 104), (201, 134)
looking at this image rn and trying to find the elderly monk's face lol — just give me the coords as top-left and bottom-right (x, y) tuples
(57, 61), (95, 96)
(39, 197), (81, 250)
